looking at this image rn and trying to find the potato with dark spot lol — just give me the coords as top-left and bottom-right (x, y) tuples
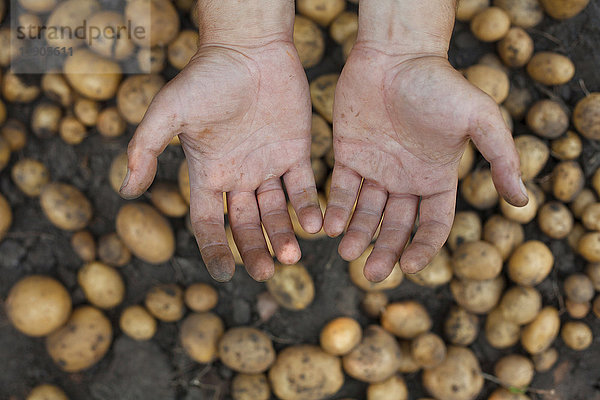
(145, 283), (185, 322)
(561, 321), (592, 350)
(540, 0), (590, 19)
(494, 355), (534, 389)
(117, 74), (165, 124)
(98, 232), (131, 267)
(447, 211), (481, 251)
(411, 332), (447, 369)
(297, 0), (346, 26)
(42, 73), (73, 107)
(2, 71), (40, 103)
(150, 182), (188, 218)
(498, 285), (541, 325)
(551, 131), (582, 160)
(497, 27), (533, 67)
(266, 263), (314, 310)
(464, 64), (509, 103)
(406, 247), (453, 287)
(231, 373), (271, 400)
(26, 384), (68, 400)
(138, 46), (167, 74)
(218, 327), (275, 373)
(450, 276), (505, 314)
(537, 201), (573, 239)
(78, 261), (125, 309)
(64, 50), (122, 100)
(553, 161), (584, 202)
(493, 0), (544, 28)
(573, 93), (600, 140)
(184, 282), (219, 312)
(521, 306), (560, 354)
(40, 183), (93, 231)
(11, 159), (49, 197)
(294, 16), (325, 69)
(310, 74), (338, 123)
(381, 301), (431, 339)
(460, 168), (498, 209)
(508, 241), (553, 286)
(367, 374), (408, 400)
(527, 52), (575, 86)
(452, 240), (503, 280)
(485, 307), (520, 349)
(470, 7), (510, 42)
(483, 214), (524, 260)
(180, 312), (224, 363)
(119, 305), (157, 341)
(444, 306), (479, 346)
(526, 100), (569, 139)
(320, 317), (362, 356)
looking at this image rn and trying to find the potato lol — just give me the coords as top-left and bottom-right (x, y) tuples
(97, 107), (127, 138)
(499, 186), (538, 224)
(184, 282), (218, 312)
(1, 119), (28, 151)
(594, 295), (600, 318)
(26, 384), (68, 400)
(577, 231), (600, 262)
(294, 16), (325, 69)
(270, 345), (344, 399)
(563, 273), (594, 303)
(406, 247), (453, 287)
(508, 241), (553, 286)
(381, 301), (431, 339)
(444, 306), (479, 346)
(464, 64), (509, 103)
(11, 159), (49, 197)
(586, 263), (600, 290)
(320, 317), (362, 356)
(450, 276), (505, 314)
(109, 152), (128, 193)
(64, 50), (122, 100)
(342, 325), (402, 383)
(180, 312), (224, 363)
(42, 73), (73, 107)
(583, 202), (600, 231)
(552, 161), (584, 202)
(551, 131), (582, 160)
(117, 74), (165, 124)
(73, 98), (100, 127)
(168, 30), (198, 70)
(310, 113), (333, 158)
(46, 306), (112, 372)
(458, 141), (475, 180)
(149, 182), (188, 218)
(297, 0), (346, 26)
(348, 245), (404, 291)
(231, 373), (271, 400)
(521, 306), (560, 354)
(397, 340), (421, 373)
(537, 201), (573, 239)
(116, 203), (175, 264)
(361, 291), (388, 318)
(499, 285), (542, 325)
(266, 263), (315, 310)
(71, 230), (96, 262)
(561, 321), (592, 350)
(78, 261), (125, 309)
(460, 168), (498, 209)
(2, 71), (40, 103)
(87, 11), (135, 60)
(526, 100), (569, 139)
(566, 298), (590, 319)
(483, 215), (524, 260)
(493, 0), (544, 27)
(138, 46), (167, 74)
(527, 52), (575, 86)
(411, 332), (446, 369)
(485, 307), (520, 348)
(145, 283), (185, 322)
(422, 346), (484, 400)
(310, 74), (338, 123)
(452, 240), (503, 280)
(479, 52), (509, 74)
(497, 27), (534, 67)
(532, 347), (558, 372)
(125, 0), (180, 47)
(119, 305), (157, 341)
(456, 0), (490, 21)
(504, 87), (533, 121)
(470, 7), (510, 42)
(447, 212), (481, 251)
(367, 374), (408, 400)
(218, 327), (276, 373)
(540, 0), (590, 19)
(6, 275), (71, 337)
(40, 183), (93, 231)
(494, 354), (534, 388)
(31, 103), (62, 138)
(59, 116), (87, 145)
(46, 0), (100, 47)
(573, 93), (600, 140)
(330, 11), (358, 44)
(488, 389), (531, 400)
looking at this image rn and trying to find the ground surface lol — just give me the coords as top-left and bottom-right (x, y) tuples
(1, 1), (600, 400)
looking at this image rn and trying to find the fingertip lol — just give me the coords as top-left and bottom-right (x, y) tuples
(338, 234), (367, 262)
(297, 205), (323, 234)
(323, 208), (347, 238)
(275, 238), (301, 265)
(206, 255), (236, 282)
(363, 261), (392, 283)
(399, 251), (427, 274)
(245, 252), (275, 282)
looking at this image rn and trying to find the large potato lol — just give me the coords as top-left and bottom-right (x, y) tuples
(447, 211), (481, 251)
(64, 50), (122, 100)
(349, 245), (404, 291)
(78, 261), (125, 309)
(527, 52), (575, 86)
(266, 263), (315, 310)
(406, 247), (453, 287)
(116, 203), (175, 264)
(117, 74), (165, 124)
(40, 183), (93, 231)
(11, 158), (49, 197)
(269, 345), (344, 400)
(411, 332), (447, 369)
(539, 0), (590, 19)
(294, 16), (325, 69)
(508, 241), (554, 286)
(573, 93), (600, 140)
(526, 100), (569, 139)
(561, 321), (592, 350)
(320, 317), (362, 356)
(46, 306), (112, 372)
(493, 0), (544, 27)
(145, 283), (185, 322)
(180, 312), (224, 363)
(494, 354), (534, 388)
(450, 276), (505, 314)
(498, 285), (541, 325)
(367, 374), (408, 400)
(46, 0), (100, 47)
(310, 74), (338, 123)
(521, 306), (560, 354)
(485, 307), (520, 349)
(552, 161), (584, 202)
(460, 168), (498, 209)
(464, 64), (509, 103)
(231, 374), (271, 400)
(125, 0), (180, 47)
(470, 7), (510, 42)
(444, 306), (479, 346)
(452, 240), (503, 280)
(297, 0), (346, 26)
(119, 305), (157, 341)
(497, 27), (534, 67)
(483, 214), (524, 260)
(218, 327), (276, 373)
(381, 301), (431, 339)
(184, 282), (218, 312)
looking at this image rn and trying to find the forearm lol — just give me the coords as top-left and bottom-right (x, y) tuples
(357, 0), (456, 56)
(197, 0), (295, 46)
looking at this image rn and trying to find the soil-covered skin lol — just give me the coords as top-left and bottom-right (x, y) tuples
(1, 2), (600, 400)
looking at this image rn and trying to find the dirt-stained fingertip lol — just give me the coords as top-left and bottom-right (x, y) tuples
(205, 255), (236, 282)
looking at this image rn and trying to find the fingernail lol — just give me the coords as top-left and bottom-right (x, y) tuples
(119, 169), (131, 193)
(519, 178), (529, 199)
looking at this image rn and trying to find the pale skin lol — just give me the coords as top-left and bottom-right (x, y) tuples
(121, 0), (528, 282)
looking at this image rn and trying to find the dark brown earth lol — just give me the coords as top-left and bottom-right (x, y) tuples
(1, 1), (600, 399)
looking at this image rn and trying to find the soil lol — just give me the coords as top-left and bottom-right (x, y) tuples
(1, 1), (600, 400)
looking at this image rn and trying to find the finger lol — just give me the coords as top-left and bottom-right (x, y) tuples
(470, 103), (528, 207)
(323, 164), (363, 237)
(364, 194), (419, 282)
(120, 91), (182, 199)
(400, 189), (456, 274)
(338, 180), (387, 261)
(257, 177), (301, 265)
(189, 187), (235, 282)
(227, 191), (274, 281)
(283, 160), (322, 234)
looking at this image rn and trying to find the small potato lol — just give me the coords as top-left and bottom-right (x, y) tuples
(444, 306), (479, 346)
(219, 327), (275, 373)
(270, 345), (344, 399)
(406, 247), (453, 288)
(422, 346), (484, 400)
(493, 0), (544, 28)
(116, 203), (176, 264)
(456, 0), (490, 22)
(73, 98), (100, 127)
(521, 306), (560, 354)
(343, 325), (402, 383)
(583, 202), (600, 231)
(266, 263), (315, 310)
(494, 354), (534, 388)
(97, 107), (127, 138)
(180, 312), (224, 363)
(538, 201), (573, 239)
(540, 0), (590, 19)
(59, 116), (87, 145)
(527, 52), (575, 86)
(320, 317), (362, 356)
(2, 71), (40, 103)
(488, 388), (531, 400)
(64, 50), (122, 100)
(497, 27), (534, 67)
(566, 299), (590, 319)
(508, 241), (554, 286)
(117, 74), (165, 124)
(109, 152), (128, 193)
(125, 0), (180, 47)
(32, 103), (62, 138)
(485, 307), (520, 349)
(575, 231), (600, 261)
(572, 190), (596, 221)
(87, 11), (135, 60)
(310, 74), (338, 123)
(119, 305), (157, 341)
(310, 113), (333, 158)
(40, 183), (93, 231)
(1, 119), (28, 151)
(0, 193), (12, 242)
(450, 276), (505, 314)
(470, 7), (511, 42)
(452, 240), (503, 280)
(348, 245), (404, 291)
(526, 100), (569, 139)
(381, 301), (431, 339)
(551, 131), (582, 160)
(447, 211), (482, 251)
(458, 141), (475, 180)
(532, 347), (558, 372)
(78, 261), (125, 309)
(586, 263), (600, 290)
(297, 0), (346, 26)
(150, 182), (188, 218)
(137, 46), (167, 74)
(184, 282), (218, 312)
(461, 168), (499, 209)
(11, 158), (50, 197)
(397, 341), (421, 374)
(411, 332), (447, 369)
(464, 64), (509, 103)
(499, 285), (542, 325)
(483, 214), (525, 260)
(46, 306), (112, 372)
(504, 86), (533, 120)
(231, 374), (271, 400)
(563, 273), (594, 303)
(71, 230), (96, 262)
(367, 374), (408, 400)
(553, 161), (584, 202)
(499, 186), (538, 223)
(145, 283), (185, 322)
(26, 384), (68, 400)
(361, 291), (388, 318)
(561, 321), (592, 350)
(329, 11), (358, 44)
(293, 16), (325, 69)
(573, 93), (600, 140)
(167, 30), (198, 70)
(42, 73), (73, 107)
